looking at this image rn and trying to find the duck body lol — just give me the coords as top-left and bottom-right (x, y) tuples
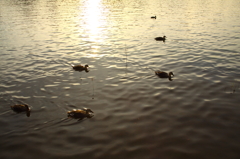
(71, 64), (89, 72)
(155, 36), (166, 41)
(68, 108), (94, 120)
(151, 16), (156, 19)
(11, 104), (31, 117)
(155, 71), (174, 81)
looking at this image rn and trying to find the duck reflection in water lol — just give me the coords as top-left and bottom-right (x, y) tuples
(68, 108), (94, 121)
(71, 64), (89, 72)
(155, 71), (174, 81)
(155, 36), (166, 42)
(11, 104), (31, 117)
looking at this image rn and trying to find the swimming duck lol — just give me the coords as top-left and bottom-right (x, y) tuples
(155, 71), (174, 81)
(11, 104), (31, 117)
(71, 64), (89, 72)
(155, 36), (166, 41)
(68, 108), (94, 120)
(151, 16), (156, 19)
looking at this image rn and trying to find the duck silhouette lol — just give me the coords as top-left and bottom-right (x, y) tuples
(11, 104), (31, 117)
(68, 108), (94, 121)
(71, 64), (89, 72)
(155, 36), (166, 41)
(151, 16), (156, 19)
(155, 71), (174, 81)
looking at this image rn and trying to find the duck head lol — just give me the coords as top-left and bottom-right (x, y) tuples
(82, 107), (94, 113)
(24, 105), (31, 117)
(169, 72), (174, 76)
(84, 65), (89, 72)
(168, 72), (174, 81)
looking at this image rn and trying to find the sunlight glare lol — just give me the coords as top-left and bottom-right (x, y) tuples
(81, 0), (107, 43)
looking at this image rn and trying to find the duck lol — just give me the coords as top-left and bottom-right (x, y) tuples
(10, 104), (31, 117)
(155, 71), (174, 81)
(71, 64), (89, 72)
(151, 16), (156, 19)
(68, 108), (94, 120)
(155, 36), (166, 41)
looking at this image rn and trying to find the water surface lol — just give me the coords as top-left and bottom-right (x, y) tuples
(1, 0), (240, 158)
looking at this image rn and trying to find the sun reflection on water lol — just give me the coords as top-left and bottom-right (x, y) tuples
(81, 0), (108, 43)
(77, 0), (110, 58)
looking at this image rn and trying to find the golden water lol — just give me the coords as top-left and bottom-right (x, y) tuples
(0, 0), (240, 158)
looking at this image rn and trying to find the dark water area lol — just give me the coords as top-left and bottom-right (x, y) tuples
(1, 0), (240, 158)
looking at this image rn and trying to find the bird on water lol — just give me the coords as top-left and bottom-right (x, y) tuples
(155, 71), (174, 81)
(155, 36), (166, 41)
(151, 16), (156, 19)
(11, 104), (31, 117)
(71, 64), (89, 72)
(68, 107), (94, 121)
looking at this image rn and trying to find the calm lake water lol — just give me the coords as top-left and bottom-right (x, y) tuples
(1, 0), (240, 158)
